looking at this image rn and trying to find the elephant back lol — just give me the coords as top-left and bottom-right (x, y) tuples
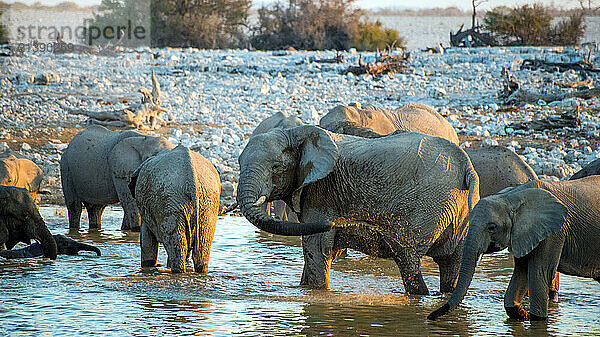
(466, 145), (537, 198)
(387, 103), (459, 145)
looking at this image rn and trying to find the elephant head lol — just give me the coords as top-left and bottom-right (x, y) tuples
(428, 186), (566, 320)
(237, 125), (337, 236)
(0, 186), (57, 259)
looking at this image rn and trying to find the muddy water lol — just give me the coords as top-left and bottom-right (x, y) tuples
(1, 206), (599, 336)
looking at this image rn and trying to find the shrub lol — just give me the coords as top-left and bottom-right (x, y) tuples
(483, 4), (586, 46)
(251, 0), (363, 51)
(351, 20), (403, 51)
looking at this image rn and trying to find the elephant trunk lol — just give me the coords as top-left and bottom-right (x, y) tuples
(237, 172), (333, 236)
(428, 231), (484, 320)
(34, 220), (57, 260)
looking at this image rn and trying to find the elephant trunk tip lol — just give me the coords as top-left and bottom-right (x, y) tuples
(427, 303), (450, 321)
(93, 247), (101, 256)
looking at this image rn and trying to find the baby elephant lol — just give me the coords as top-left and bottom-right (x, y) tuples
(129, 145), (221, 273)
(429, 177), (600, 321)
(0, 234), (101, 258)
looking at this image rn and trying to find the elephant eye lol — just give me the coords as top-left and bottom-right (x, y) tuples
(272, 162), (281, 170)
(486, 222), (498, 231)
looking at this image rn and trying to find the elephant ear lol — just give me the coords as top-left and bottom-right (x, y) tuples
(287, 126), (339, 212)
(109, 136), (145, 180)
(508, 188), (567, 258)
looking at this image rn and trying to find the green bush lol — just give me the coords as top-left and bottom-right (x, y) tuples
(351, 20), (403, 51)
(483, 4), (586, 46)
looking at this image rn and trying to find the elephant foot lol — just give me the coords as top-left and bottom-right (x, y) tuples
(529, 313), (547, 321)
(141, 260), (159, 268)
(505, 305), (529, 320)
(403, 273), (429, 295)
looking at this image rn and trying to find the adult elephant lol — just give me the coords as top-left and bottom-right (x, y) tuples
(237, 125), (479, 294)
(465, 145), (538, 198)
(0, 234), (100, 258)
(428, 177), (600, 321)
(250, 112), (304, 222)
(129, 145), (221, 273)
(0, 185), (57, 259)
(569, 157), (600, 180)
(0, 151), (43, 199)
(60, 125), (174, 231)
(319, 103), (459, 144)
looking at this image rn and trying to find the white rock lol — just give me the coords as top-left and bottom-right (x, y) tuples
(21, 143), (31, 151)
(0, 142), (9, 152)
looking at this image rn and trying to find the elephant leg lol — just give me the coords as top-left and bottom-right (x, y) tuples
(162, 215), (188, 273)
(504, 258), (529, 320)
(527, 239), (562, 320)
(113, 177), (141, 231)
(140, 223), (159, 268)
(192, 209), (218, 274)
(85, 203), (106, 229)
(433, 248), (461, 293)
(393, 246), (429, 295)
(549, 272), (560, 303)
(300, 230), (337, 289)
(61, 165), (82, 229)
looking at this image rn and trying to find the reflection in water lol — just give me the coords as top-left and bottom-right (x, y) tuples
(0, 206), (598, 336)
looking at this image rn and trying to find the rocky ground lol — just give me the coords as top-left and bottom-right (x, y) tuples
(1, 46), (599, 209)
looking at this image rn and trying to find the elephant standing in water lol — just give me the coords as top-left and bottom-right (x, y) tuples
(237, 125), (479, 294)
(0, 185), (57, 259)
(251, 112), (304, 222)
(0, 234), (100, 258)
(0, 151), (43, 199)
(60, 125), (174, 231)
(428, 177), (600, 321)
(129, 145), (220, 273)
(319, 103), (459, 144)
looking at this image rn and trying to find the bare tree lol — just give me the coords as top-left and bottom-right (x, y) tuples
(472, 0), (489, 29)
(578, 0), (600, 13)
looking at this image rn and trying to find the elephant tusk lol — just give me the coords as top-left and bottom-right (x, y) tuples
(253, 196), (267, 207)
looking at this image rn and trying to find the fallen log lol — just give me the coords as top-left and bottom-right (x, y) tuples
(511, 107), (581, 131)
(60, 70), (167, 130)
(521, 59), (600, 73)
(505, 87), (600, 105)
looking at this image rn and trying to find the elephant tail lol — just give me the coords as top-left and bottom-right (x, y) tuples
(465, 163), (480, 214)
(128, 157), (153, 199)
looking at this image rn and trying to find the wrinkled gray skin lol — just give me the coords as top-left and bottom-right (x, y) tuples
(465, 146), (538, 198)
(0, 152), (43, 199)
(130, 145), (221, 273)
(0, 234), (100, 258)
(60, 125), (174, 231)
(0, 185), (57, 259)
(252, 112), (304, 222)
(429, 177), (600, 321)
(569, 157), (600, 180)
(237, 125), (479, 294)
(319, 103), (459, 144)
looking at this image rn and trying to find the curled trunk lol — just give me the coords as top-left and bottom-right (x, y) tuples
(237, 177), (332, 236)
(428, 236), (484, 320)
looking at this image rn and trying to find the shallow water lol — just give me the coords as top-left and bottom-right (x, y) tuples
(1, 206), (599, 336)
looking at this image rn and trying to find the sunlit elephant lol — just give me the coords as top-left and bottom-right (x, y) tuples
(0, 234), (100, 258)
(318, 103), (459, 144)
(0, 185), (57, 259)
(465, 145), (538, 198)
(0, 151), (43, 199)
(251, 112), (304, 222)
(570, 157), (600, 180)
(60, 125), (174, 231)
(237, 125), (479, 294)
(129, 145), (221, 273)
(428, 177), (600, 321)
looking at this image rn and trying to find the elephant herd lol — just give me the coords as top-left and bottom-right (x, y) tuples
(1, 102), (599, 323)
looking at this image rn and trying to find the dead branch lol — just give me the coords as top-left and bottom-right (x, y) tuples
(505, 87), (600, 105)
(60, 70), (167, 130)
(345, 52), (410, 76)
(511, 107), (582, 131)
(521, 59), (600, 73)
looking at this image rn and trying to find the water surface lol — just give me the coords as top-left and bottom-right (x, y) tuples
(1, 206), (598, 336)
